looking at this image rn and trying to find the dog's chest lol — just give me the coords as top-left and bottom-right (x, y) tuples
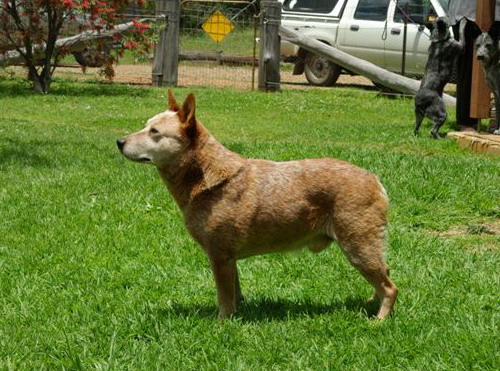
(484, 64), (500, 89)
(429, 42), (458, 62)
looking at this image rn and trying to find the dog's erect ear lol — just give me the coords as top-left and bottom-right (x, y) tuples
(167, 89), (180, 112)
(488, 27), (499, 40)
(178, 93), (197, 139)
(436, 18), (447, 31)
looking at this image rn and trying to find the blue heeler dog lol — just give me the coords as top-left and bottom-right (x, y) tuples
(476, 30), (500, 135)
(414, 17), (466, 139)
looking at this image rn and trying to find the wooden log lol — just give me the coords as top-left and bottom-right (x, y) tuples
(179, 51), (257, 65)
(279, 25), (457, 106)
(0, 21), (144, 68)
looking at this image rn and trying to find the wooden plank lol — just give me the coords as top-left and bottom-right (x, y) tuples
(179, 51), (257, 65)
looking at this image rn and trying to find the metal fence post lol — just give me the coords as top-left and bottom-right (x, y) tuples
(152, 0), (180, 87)
(258, 0), (281, 92)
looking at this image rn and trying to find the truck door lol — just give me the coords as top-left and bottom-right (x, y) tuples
(384, 0), (445, 75)
(336, 0), (391, 68)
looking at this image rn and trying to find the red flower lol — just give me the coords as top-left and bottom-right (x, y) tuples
(62, 0), (77, 9)
(132, 19), (149, 34)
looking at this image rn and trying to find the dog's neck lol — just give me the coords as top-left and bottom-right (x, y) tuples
(432, 34), (452, 44)
(483, 50), (500, 69)
(157, 122), (244, 209)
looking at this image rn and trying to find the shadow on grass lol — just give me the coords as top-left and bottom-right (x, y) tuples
(0, 136), (56, 168)
(0, 78), (153, 98)
(160, 296), (379, 322)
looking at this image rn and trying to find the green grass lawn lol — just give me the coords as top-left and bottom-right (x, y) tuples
(0, 79), (499, 370)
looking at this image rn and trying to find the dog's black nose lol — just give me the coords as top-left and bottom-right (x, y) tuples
(117, 138), (125, 152)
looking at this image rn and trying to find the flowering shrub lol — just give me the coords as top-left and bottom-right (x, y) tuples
(0, 0), (152, 93)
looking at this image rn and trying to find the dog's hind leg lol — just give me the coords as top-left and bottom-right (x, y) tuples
(414, 110), (425, 136)
(335, 222), (398, 320)
(429, 100), (447, 139)
(341, 240), (398, 319)
(431, 116), (447, 139)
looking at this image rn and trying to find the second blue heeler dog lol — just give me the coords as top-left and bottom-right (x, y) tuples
(414, 17), (466, 139)
(476, 30), (500, 135)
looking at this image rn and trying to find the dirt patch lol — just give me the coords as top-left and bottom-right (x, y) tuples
(6, 63), (457, 95)
(432, 220), (500, 238)
(429, 220), (500, 253)
(437, 221), (500, 238)
(44, 63), (377, 90)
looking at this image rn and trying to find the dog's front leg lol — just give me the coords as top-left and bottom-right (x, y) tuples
(209, 253), (238, 319)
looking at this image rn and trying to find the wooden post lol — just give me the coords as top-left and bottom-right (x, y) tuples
(470, 0), (495, 119)
(258, 0), (281, 92)
(152, 0), (180, 87)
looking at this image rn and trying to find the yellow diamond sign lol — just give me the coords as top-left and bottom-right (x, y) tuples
(202, 10), (234, 43)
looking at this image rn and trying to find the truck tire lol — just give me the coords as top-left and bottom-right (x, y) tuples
(304, 52), (341, 86)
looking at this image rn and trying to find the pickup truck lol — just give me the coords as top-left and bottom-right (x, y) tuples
(279, 0), (450, 86)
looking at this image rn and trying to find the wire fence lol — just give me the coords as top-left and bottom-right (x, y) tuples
(53, 0), (435, 90)
(177, 1), (259, 89)
(2, 0), (464, 95)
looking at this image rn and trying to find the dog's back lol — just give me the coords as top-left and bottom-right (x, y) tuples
(420, 37), (461, 94)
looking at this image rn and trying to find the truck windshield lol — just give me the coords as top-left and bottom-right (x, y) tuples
(282, 0), (340, 14)
(354, 0), (391, 22)
(393, 0), (437, 24)
(437, 0), (449, 11)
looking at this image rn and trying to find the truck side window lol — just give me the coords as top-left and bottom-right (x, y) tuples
(353, 0), (390, 22)
(283, 0), (339, 14)
(394, 0), (437, 24)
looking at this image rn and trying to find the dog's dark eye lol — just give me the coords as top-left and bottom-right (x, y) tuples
(149, 128), (159, 135)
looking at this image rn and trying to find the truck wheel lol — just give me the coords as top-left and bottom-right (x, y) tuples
(304, 52), (341, 86)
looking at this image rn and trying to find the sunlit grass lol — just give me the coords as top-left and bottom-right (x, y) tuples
(0, 79), (498, 369)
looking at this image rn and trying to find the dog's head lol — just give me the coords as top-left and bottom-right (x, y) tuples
(475, 31), (499, 63)
(117, 91), (198, 167)
(429, 17), (451, 42)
